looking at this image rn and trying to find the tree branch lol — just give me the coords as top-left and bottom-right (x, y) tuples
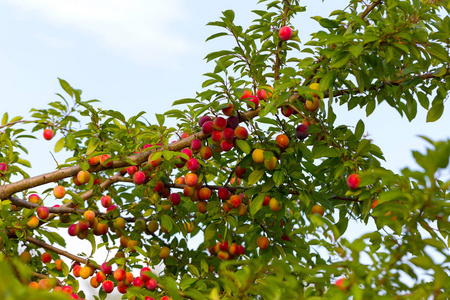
(359, 0), (383, 20)
(26, 236), (99, 269)
(0, 109), (257, 199)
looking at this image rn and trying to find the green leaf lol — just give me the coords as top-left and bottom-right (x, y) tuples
(156, 113), (165, 126)
(366, 100), (376, 116)
(248, 169), (265, 185)
(356, 139), (371, 155)
(87, 233), (96, 256)
(161, 215), (173, 233)
(426, 43), (449, 62)
(410, 256), (433, 269)
(1, 113), (7, 126)
(236, 139), (251, 154)
(132, 245), (147, 257)
(250, 193), (265, 216)
(311, 145), (340, 159)
(273, 170), (285, 186)
(204, 223), (216, 241)
(17, 158), (31, 168)
(223, 10), (235, 22)
(67, 190), (84, 206)
(86, 138), (100, 156)
(54, 137), (65, 153)
(433, 66), (447, 77)
(205, 32), (229, 42)
(320, 71), (336, 91)
(379, 190), (406, 204)
(426, 102), (444, 122)
(165, 276), (181, 300)
(172, 98), (199, 106)
(354, 119), (364, 140)
(58, 78), (73, 97)
(317, 17), (339, 28)
(349, 44), (364, 58)
(417, 92), (429, 110)
(330, 52), (352, 69)
(39, 230), (66, 247)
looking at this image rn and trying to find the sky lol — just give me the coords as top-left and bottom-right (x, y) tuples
(0, 0), (449, 298)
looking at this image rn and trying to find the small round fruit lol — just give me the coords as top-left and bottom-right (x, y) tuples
(295, 124), (309, 140)
(305, 96), (320, 112)
(27, 216), (40, 229)
(311, 204), (325, 216)
(222, 103), (234, 116)
(102, 280), (114, 293)
(309, 82), (320, 94)
(28, 194), (41, 204)
(264, 156), (277, 170)
(114, 268), (126, 282)
(80, 265), (92, 279)
(41, 252), (52, 263)
(77, 170), (91, 185)
(53, 186), (66, 199)
(100, 154), (112, 167)
(269, 198), (282, 212)
(252, 149), (264, 164)
(43, 129), (54, 140)
(218, 187), (230, 200)
(83, 210), (96, 222)
(202, 121), (214, 135)
(257, 236), (269, 250)
(229, 195), (242, 208)
(101, 262), (112, 274)
(169, 193), (181, 205)
(256, 86), (273, 100)
(159, 246), (170, 259)
(279, 26), (292, 41)
(275, 134), (289, 149)
(347, 174), (361, 190)
(280, 106), (293, 117)
(198, 115), (211, 127)
(144, 278), (158, 290)
(133, 171), (146, 185)
(335, 278), (349, 291)
(147, 220), (159, 233)
(37, 206), (49, 220)
(140, 267), (152, 282)
(20, 251), (32, 264)
(101, 195), (112, 208)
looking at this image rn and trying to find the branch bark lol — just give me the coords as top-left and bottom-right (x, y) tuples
(26, 236), (99, 269)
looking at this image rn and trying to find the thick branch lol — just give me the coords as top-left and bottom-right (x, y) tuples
(26, 236), (99, 269)
(10, 196), (88, 214)
(0, 107), (260, 200)
(359, 0), (383, 20)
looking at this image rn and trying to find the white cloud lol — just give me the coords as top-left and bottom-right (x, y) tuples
(5, 0), (193, 67)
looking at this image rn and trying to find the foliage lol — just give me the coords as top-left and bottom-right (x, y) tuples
(0, 0), (449, 299)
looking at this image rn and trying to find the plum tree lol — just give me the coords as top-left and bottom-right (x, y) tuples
(0, 0), (450, 299)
